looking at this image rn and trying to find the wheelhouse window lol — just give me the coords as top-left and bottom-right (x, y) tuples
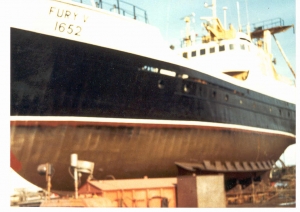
(240, 44), (245, 50)
(200, 49), (206, 55)
(229, 44), (234, 50)
(183, 52), (188, 58)
(191, 51), (196, 57)
(219, 45), (225, 52)
(210, 47), (215, 53)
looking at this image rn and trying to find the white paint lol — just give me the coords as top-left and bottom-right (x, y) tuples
(11, 116), (295, 138)
(279, 144), (296, 166)
(10, 169), (42, 195)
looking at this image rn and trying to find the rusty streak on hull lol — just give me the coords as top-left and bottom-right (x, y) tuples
(11, 120), (294, 191)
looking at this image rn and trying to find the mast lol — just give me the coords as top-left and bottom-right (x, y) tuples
(236, 2), (241, 31)
(184, 16), (191, 47)
(245, 0), (251, 37)
(212, 0), (216, 22)
(204, 0), (216, 27)
(223, 7), (228, 30)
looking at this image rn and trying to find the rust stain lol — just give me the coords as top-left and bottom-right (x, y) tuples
(10, 150), (22, 171)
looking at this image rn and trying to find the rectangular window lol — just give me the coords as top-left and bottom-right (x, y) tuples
(229, 44), (234, 50)
(240, 44), (245, 50)
(200, 49), (206, 55)
(219, 45), (225, 52)
(183, 52), (188, 58)
(210, 47), (215, 53)
(192, 51), (196, 57)
(160, 69), (176, 77)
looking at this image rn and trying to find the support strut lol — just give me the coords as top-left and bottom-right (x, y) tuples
(272, 34), (296, 78)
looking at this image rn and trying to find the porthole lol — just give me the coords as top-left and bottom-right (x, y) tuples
(225, 95), (229, 101)
(240, 100), (243, 104)
(212, 91), (216, 98)
(158, 79), (165, 89)
(183, 84), (191, 93)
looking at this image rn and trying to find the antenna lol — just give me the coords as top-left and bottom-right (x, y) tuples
(236, 2), (241, 31)
(204, 0), (216, 26)
(181, 13), (196, 47)
(236, 1), (241, 31)
(223, 7), (228, 30)
(245, 0), (250, 36)
(191, 12), (195, 23)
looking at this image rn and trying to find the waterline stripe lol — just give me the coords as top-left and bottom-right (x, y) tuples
(10, 116), (295, 138)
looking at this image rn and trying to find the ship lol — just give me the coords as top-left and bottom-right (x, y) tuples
(10, 0), (295, 192)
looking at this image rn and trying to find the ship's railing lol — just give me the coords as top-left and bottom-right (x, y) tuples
(242, 18), (284, 33)
(74, 0), (148, 23)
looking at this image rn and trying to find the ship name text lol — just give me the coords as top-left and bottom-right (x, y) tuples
(49, 6), (89, 36)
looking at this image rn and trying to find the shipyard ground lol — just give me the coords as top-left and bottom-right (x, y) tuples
(14, 189), (296, 208)
(11, 165), (296, 207)
(13, 174), (296, 208)
(228, 188), (296, 208)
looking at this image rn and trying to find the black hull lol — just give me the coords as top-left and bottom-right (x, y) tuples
(11, 28), (295, 133)
(10, 28), (295, 191)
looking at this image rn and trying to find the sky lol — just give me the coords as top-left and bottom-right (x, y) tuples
(5, 0), (297, 197)
(124, 0), (296, 79)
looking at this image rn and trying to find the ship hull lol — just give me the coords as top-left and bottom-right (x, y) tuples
(10, 2), (295, 191)
(11, 118), (294, 191)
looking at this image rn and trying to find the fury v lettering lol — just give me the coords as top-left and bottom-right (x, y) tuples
(49, 7), (88, 22)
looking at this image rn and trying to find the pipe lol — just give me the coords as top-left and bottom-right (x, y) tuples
(71, 154), (79, 199)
